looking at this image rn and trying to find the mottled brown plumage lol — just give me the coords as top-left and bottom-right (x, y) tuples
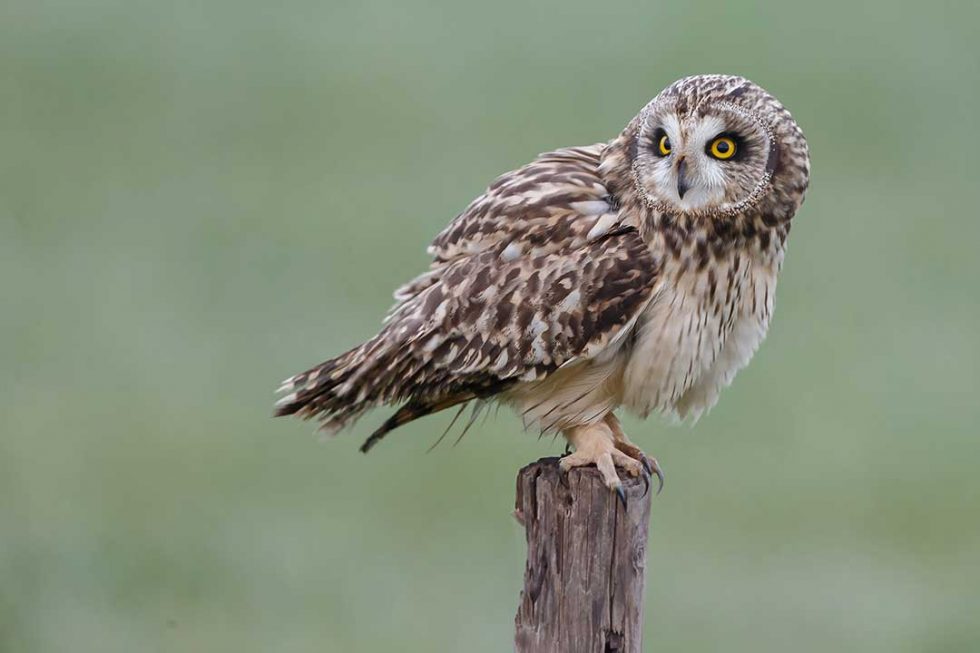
(276, 74), (810, 493)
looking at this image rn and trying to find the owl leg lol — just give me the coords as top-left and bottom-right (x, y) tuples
(559, 421), (644, 505)
(604, 413), (664, 495)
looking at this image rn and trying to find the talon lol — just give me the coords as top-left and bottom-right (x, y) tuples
(648, 458), (665, 495)
(641, 457), (653, 476)
(615, 484), (627, 509)
(639, 471), (650, 498)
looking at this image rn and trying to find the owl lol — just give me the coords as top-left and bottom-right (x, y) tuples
(276, 74), (810, 501)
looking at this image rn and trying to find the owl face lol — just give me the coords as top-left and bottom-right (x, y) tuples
(630, 94), (777, 218)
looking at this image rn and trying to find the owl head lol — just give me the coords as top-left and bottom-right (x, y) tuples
(613, 75), (809, 222)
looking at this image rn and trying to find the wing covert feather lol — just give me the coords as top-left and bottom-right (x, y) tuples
(392, 144), (623, 305)
(396, 227), (659, 387)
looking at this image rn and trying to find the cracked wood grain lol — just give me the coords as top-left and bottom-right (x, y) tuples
(514, 457), (652, 653)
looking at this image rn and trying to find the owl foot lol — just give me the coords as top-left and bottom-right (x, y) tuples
(559, 422), (644, 507)
(605, 414), (665, 495)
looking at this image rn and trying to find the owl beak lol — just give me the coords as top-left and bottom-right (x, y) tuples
(676, 157), (691, 199)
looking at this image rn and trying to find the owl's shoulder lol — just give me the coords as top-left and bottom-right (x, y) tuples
(426, 143), (614, 263)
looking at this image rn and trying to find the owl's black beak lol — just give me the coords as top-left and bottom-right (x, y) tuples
(676, 157), (691, 199)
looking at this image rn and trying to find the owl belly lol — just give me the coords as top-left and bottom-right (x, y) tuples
(621, 251), (777, 421)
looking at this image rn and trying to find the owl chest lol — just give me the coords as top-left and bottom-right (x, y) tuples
(621, 248), (778, 418)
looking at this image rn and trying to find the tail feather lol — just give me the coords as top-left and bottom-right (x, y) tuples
(273, 342), (371, 423)
(275, 333), (517, 450)
(274, 336), (477, 446)
(358, 393), (475, 453)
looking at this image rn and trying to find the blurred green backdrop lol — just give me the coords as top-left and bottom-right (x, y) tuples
(3, 0), (979, 651)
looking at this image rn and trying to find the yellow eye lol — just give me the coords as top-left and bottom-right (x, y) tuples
(657, 134), (671, 156)
(709, 136), (737, 160)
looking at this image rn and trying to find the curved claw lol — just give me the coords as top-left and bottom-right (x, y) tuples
(615, 484), (627, 509)
(647, 458), (665, 495)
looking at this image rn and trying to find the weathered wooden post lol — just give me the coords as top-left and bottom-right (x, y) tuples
(513, 457), (652, 653)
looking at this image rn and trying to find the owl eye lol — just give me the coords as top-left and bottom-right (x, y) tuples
(657, 134), (671, 156)
(708, 136), (737, 160)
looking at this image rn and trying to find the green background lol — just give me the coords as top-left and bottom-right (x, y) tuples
(3, 1), (979, 651)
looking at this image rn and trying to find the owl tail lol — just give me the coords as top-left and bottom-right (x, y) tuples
(274, 336), (478, 451)
(275, 348), (362, 426)
(274, 336), (394, 430)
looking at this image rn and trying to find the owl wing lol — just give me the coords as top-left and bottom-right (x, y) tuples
(389, 144), (628, 306)
(276, 144), (661, 449)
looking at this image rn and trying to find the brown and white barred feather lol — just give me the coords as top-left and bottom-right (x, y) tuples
(275, 145), (660, 450)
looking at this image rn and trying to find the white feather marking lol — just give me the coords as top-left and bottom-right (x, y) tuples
(430, 299), (449, 324)
(531, 337), (548, 363)
(493, 350), (509, 370)
(464, 240), (488, 255)
(422, 334), (445, 353)
(570, 199), (612, 215)
(275, 392), (297, 408)
(500, 242), (523, 261)
(558, 288), (581, 313)
(528, 316), (550, 363)
(586, 212), (619, 240)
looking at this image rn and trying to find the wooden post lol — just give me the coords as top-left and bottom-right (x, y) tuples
(513, 457), (652, 653)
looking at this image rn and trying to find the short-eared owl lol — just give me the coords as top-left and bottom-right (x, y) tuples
(276, 74), (810, 498)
